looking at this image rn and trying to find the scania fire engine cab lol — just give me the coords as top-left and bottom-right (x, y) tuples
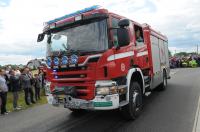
(37, 5), (170, 119)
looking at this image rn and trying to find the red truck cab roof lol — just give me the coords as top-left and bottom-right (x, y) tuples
(44, 5), (108, 32)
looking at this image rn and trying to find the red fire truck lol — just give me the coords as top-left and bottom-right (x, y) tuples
(37, 5), (170, 119)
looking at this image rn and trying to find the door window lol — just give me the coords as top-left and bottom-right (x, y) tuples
(134, 25), (144, 46)
(111, 17), (120, 47)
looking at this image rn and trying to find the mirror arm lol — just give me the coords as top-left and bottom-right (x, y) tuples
(112, 45), (120, 51)
(47, 35), (52, 44)
(115, 45), (120, 50)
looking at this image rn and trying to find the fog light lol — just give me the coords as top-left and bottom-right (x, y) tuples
(105, 96), (111, 101)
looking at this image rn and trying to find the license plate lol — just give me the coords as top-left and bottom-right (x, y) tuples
(65, 99), (81, 109)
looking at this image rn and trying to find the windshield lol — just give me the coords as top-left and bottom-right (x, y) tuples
(47, 19), (108, 55)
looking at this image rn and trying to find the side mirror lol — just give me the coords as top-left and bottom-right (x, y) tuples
(37, 33), (45, 42)
(118, 19), (130, 27)
(117, 28), (130, 47)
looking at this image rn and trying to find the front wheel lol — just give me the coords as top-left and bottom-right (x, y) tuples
(69, 108), (86, 114)
(120, 82), (143, 120)
(157, 71), (167, 91)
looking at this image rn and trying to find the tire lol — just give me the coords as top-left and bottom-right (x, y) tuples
(157, 71), (167, 91)
(69, 108), (86, 113)
(69, 109), (87, 117)
(121, 82), (143, 120)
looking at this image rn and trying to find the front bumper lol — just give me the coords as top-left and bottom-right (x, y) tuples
(47, 94), (119, 110)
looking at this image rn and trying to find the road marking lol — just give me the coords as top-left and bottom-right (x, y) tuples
(192, 94), (200, 132)
(170, 72), (176, 76)
(170, 69), (179, 76)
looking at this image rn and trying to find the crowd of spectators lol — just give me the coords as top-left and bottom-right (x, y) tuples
(170, 55), (200, 68)
(0, 66), (45, 115)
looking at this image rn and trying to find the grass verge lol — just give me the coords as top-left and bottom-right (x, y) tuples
(6, 89), (47, 112)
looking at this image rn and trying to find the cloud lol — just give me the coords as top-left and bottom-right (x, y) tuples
(169, 46), (198, 55)
(0, 0), (200, 65)
(0, 19), (2, 29)
(0, 54), (33, 65)
(0, 1), (6, 7)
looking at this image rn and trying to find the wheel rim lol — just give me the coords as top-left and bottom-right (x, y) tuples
(133, 89), (142, 111)
(163, 75), (167, 87)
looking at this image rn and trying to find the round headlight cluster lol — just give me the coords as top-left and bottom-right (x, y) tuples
(61, 56), (68, 65)
(49, 54), (79, 66)
(46, 57), (52, 67)
(70, 54), (78, 64)
(53, 57), (59, 66)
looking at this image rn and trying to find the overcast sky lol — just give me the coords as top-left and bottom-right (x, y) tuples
(0, 0), (200, 65)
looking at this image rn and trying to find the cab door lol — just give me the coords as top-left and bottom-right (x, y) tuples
(134, 25), (149, 69)
(109, 17), (134, 78)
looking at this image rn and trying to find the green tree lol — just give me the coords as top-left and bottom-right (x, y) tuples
(168, 50), (172, 57)
(174, 52), (188, 57)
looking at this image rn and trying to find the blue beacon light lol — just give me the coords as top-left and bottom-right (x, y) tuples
(47, 5), (101, 24)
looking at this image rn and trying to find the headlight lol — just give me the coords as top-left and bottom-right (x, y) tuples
(109, 86), (118, 94)
(53, 57), (59, 66)
(46, 57), (52, 67)
(96, 86), (118, 95)
(95, 80), (118, 95)
(61, 56), (68, 65)
(70, 54), (78, 64)
(96, 87), (110, 95)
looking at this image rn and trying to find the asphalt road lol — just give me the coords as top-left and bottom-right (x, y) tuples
(1, 68), (200, 132)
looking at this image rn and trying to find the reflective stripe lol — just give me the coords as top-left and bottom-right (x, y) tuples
(137, 51), (148, 57)
(107, 51), (134, 61)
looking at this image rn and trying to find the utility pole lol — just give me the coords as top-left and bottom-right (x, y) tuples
(197, 44), (199, 55)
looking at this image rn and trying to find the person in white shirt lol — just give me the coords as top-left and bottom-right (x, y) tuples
(0, 68), (8, 115)
(14, 67), (21, 77)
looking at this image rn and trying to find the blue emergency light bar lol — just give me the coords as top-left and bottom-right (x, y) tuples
(47, 5), (101, 25)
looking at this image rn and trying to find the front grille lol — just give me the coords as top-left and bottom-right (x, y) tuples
(75, 86), (88, 96)
(88, 57), (100, 63)
(55, 66), (87, 72)
(50, 63), (96, 100)
(52, 86), (88, 97)
(75, 86), (87, 89)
